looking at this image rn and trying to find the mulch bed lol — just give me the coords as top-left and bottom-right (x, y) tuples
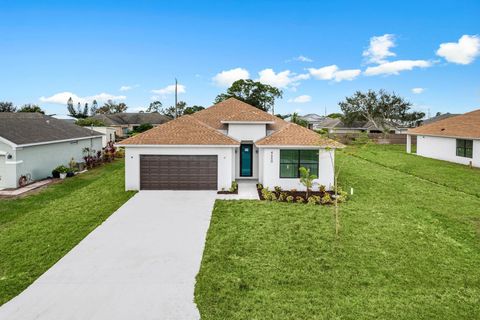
(217, 189), (239, 195)
(257, 187), (334, 201)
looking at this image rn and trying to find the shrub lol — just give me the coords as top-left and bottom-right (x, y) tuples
(278, 193), (285, 202)
(256, 183), (263, 190)
(351, 131), (371, 145)
(336, 187), (348, 203)
(318, 184), (326, 193)
(54, 165), (69, 173)
(229, 181), (238, 193)
(274, 186), (282, 193)
(261, 188), (270, 199)
(115, 148), (125, 158)
(296, 196), (305, 204)
(75, 118), (105, 127)
(270, 193), (277, 201)
(286, 196), (294, 203)
(320, 193), (332, 204)
(307, 195), (321, 205)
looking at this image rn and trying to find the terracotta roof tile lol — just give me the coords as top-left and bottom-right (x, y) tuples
(408, 109), (480, 139)
(119, 115), (239, 145)
(256, 123), (345, 148)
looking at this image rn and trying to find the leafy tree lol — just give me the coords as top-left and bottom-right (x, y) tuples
(75, 118), (105, 127)
(290, 112), (308, 127)
(131, 123), (153, 135)
(184, 105), (204, 115)
(339, 89), (424, 132)
(17, 104), (45, 114)
(96, 100), (128, 114)
(327, 112), (343, 119)
(147, 101), (162, 113)
(275, 113), (290, 120)
(0, 101), (16, 112)
(214, 79), (283, 113)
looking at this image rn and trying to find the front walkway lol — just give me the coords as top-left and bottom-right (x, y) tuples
(216, 180), (259, 200)
(0, 191), (217, 320)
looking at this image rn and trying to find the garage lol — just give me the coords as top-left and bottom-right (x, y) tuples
(140, 155), (218, 190)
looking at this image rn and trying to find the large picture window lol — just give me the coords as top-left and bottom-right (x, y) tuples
(280, 150), (319, 178)
(456, 139), (473, 158)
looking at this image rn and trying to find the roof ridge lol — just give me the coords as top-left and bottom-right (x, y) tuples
(183, 115), (240, 142)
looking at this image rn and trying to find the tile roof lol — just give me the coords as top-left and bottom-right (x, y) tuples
(119, 115), (240, 145)
(256, 123), (345, 148)
(0, 113), (102, 145)
(91, 112), (171, 126)
(408, 109), (480, 139)
(192, 98), (288, 131)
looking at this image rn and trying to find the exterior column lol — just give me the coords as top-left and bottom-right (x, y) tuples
(406, 134), (412, 153)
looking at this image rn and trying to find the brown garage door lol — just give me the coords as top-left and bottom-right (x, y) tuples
(140, 155), (218, 190)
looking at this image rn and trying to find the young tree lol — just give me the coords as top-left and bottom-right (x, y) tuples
(214, 79), (283, 113)
(66, 97), (89, 118)
(339, 89), (424, 132)
(299, 167), (317, 199)
(17, 104), (45, 114)
(0, 101), (16, 112)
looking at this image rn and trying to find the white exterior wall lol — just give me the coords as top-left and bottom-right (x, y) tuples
(124, 146), (235, 191)
(227, 123), (267, 141)
(91, 127), (115, 147)
(0, 141), (16, 189)
(259, 148), (335, 191)
(416, 135), (480, 167)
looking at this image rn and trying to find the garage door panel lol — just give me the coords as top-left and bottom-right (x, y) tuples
(140, 155), (218, 190)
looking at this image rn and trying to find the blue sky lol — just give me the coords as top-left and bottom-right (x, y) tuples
(1, 0), (479, 117)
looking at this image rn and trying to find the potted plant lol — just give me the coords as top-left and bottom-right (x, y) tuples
(54, 165), (69, 179)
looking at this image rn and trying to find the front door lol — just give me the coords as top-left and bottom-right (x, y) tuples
(240, 144), (253, 177)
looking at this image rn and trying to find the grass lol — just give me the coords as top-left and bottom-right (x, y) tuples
(0, 160), (135, 306)
(195, 145), (480, 319)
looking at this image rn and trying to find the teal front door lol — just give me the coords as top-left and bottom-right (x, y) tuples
(240, 144), (253, 177)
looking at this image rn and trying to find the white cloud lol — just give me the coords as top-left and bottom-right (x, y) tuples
(364, 60), (432, 76)
(411, 87), (425, 94)
(308, 65), (361, 82)
(212, 67), (250, 87)
(288, 95), (312, 103)
(39, 92), (126, 105)
(257, 68), (309, 88)
(436, 35), (480, 65)
(151, 84), (186, 96)
(119, 84), (139, 91)
(293, 55), (313, 62)
(363, 34), (396, 64)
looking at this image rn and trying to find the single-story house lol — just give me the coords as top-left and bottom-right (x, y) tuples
(406, 109), (480, 167)
(91, 112), (171, 138)
(91, 126), (117, 147)
(421, 112), (459, 126)
(0, 113), (103, 189)
(301, 114), (409, 134)
(118, 98), (344, 191)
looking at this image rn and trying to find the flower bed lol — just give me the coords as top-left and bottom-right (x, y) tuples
(256, 184), (347, 205)
(217, 181), (239, 195)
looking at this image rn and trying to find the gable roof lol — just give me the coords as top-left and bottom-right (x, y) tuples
(0, 113), (102, 146)
(119, 115), (239, 146)
(256, 123), (344, 148)
(91, 112), (171, 126)
(422, 113), (460, 125)
(192, 98), (287, 131)
(408, 109), (480, 139)
(221, 109), (275, 123)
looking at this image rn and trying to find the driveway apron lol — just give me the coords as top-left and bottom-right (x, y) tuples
(0, 191), (217, 320)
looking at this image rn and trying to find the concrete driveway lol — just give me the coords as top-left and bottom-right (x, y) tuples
(0, 191), (217, 320)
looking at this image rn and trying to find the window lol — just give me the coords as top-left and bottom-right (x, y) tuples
(280, 150), (319, 178)
(456, 139), (473, 158)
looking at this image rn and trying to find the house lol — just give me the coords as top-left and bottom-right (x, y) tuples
(91, 113), (171, 138)
(406, 109), (480, 167)
(118, 98), (344, 191)
(91, 126), (116, 147)
(0, 113), (103, 189)
(422, 112), (459, 125)
(302, 115), (406, 134)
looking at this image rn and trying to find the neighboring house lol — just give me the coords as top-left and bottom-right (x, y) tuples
(118, 98), (344, 191)
(91, 113), (171, 138)
(0, 113), (103, 189)
(422, 113), (459, 125)
(91, 126), (116, 147)
(406, 109), (480, 167)
(302, 115), (409, 134)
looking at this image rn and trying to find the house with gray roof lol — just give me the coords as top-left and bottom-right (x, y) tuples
(0, 113), (103, 189)
(90, 112), (171, 138)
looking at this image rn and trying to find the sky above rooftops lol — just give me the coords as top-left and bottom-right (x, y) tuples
(0, 0), (479, 117)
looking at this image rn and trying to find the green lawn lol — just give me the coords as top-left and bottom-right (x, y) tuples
(0, 160), (135, 306)
(195, 145), (480, 319)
